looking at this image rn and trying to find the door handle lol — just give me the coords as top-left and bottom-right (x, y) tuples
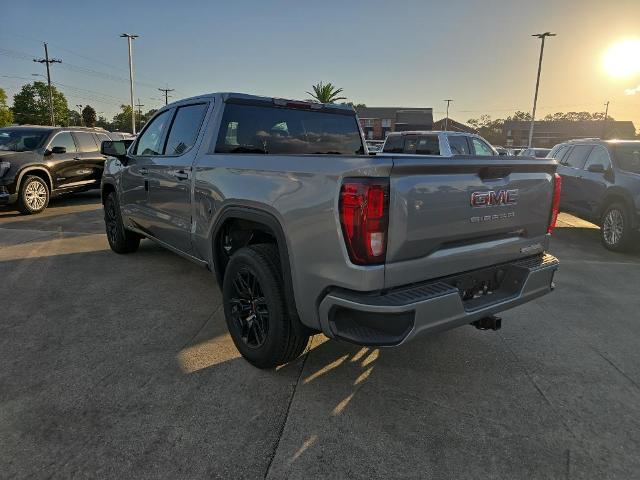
(174, 169), (189, 181)
(73, 156), (82, 161)
(139, 167), (149, 175)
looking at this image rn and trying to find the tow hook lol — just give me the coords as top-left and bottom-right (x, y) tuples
(471, 315), (502, 331)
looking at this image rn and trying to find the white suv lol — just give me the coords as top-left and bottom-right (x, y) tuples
(381, 131), (498, 157)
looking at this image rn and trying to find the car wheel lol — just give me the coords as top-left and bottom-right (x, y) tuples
(17, 175), (49, 214)
(601, 203), (634, 252)
(223, 244), (310, 369)
(104, 191), (140, 254)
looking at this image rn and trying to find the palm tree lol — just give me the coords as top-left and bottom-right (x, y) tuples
(306, 82), (347, 104)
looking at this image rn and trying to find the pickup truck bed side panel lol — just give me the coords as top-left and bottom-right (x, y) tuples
(192, 153), (393, 330)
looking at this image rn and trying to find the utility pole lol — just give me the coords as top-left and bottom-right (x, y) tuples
(443, 99), (453, 131)
(120, 33), (139, 134)
(602, 101), (610, 139)
(528, 32), (556, 148)
(33, 43), (62, 126)
(76, 104), (83, 126)
(158, 87), (174, 106)
(135, 98), (144, 131)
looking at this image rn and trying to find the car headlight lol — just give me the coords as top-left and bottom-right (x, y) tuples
(0, 161), (10, 178)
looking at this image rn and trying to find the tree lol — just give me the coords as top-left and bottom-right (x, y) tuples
(0, 88), (13, 127)
(467, 115), (505, 144)
(67, 110), (82, 126)
(82, 105), (97, 127)
(11, 81), (68, 126)
(111, 104), (133, 132)
(95, 115), (113, 130)
(306, 82), (347, 103)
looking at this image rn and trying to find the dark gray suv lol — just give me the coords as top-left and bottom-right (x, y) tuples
(549, 139), (640, 251)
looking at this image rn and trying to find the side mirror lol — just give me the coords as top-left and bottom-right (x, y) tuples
(50, 146), (66, 154)
(587, 164), (605, 173)
(101, 140), (127, 158)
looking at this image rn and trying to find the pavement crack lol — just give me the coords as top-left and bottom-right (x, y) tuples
(263, 344), (310, 480)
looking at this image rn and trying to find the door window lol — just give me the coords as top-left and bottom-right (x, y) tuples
(448, 136), (471, 155)
(49, 132), (77, 153)
(164, 103), (208, 155)
(134, 110), (172, 156)
(415, 135), (440, 155)
(584, 146), (611, 170)
(74, 132), (99, 152)
(563, 145), (593, 169)
(471, 138), (494, 156)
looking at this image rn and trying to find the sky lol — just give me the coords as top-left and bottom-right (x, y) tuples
(1, 0), (639, 129)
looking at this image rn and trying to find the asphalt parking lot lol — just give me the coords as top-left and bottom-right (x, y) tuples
(2, 192), (640, 479)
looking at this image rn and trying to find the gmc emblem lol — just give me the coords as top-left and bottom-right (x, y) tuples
(471, 189), (518, 208)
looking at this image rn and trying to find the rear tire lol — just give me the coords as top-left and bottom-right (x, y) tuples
(222, 244), (309, 369)
(17, 175), (49, 214)
(600, 203), (634, 252)
(104, 191), (140, 254)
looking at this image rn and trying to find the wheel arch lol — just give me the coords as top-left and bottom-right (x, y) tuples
(16, 167), (53, 193)
(211, 206), (299, 320)
(101, 181), (117, 204)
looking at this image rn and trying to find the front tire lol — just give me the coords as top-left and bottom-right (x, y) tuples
(104, 191), (140, 254)
(600, 203), (634, 252)
(222, 244), (309, 369)
(17, 175), (49, 214)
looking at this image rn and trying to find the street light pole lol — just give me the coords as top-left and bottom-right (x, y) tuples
(120, 33), (139, 135)
(76, 104), (83, 126)
(602, 101), (610, 139)
(528, 32), (555, 148)
(443, 99), (453, 131)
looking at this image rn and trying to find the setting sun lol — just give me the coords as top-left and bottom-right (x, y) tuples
(603, 38), (640, 78)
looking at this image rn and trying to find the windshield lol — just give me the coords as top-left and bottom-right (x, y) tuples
(614, 144), (640, 174)
(0, 129), (49, 152)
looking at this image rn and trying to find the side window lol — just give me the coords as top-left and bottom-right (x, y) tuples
(73, 132), (98, 153)
(415, 135), (440, 155)
(164, 104), (208, 155)
(95, 133), (110, 148)
(382, 135), (403, 153)
(449, 136), (471, 155)
(564, 145), (593, 169)
(471, 138), (494, 156)
(584, 146), (611, 170)
(134, 109), (172, 156)
(49, 132), (77, 153)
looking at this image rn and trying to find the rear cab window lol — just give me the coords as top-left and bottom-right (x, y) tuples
(415, 135), (440, 155)
(382, 135), (403, 153)
(215, 101), (364, 155)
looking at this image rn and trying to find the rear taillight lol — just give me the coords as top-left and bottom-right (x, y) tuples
(547, 173), (562, 234)
(339, 178), (390, 265)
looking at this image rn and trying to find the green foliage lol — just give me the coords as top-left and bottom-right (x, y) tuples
(307, 82), (347, 104)
(543, 111), (614, 122)
(95, 115), (113, 130)
(11, 81), (69, 126)
(467, 115), (505, 144)
(0, 87), (13, 127)
(82, 105), (97, 127)
(67, 110), (82, 126)
(111, 104), (133, 132)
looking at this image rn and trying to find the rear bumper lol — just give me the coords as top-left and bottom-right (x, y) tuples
(318, 253), (559, 346)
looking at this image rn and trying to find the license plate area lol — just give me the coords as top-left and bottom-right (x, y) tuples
(443, 263), (528, 312)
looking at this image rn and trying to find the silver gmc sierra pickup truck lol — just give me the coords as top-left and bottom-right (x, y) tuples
(100, 92), (560, 368)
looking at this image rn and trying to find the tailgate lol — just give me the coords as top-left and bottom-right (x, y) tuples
(385, 155), (558, 288)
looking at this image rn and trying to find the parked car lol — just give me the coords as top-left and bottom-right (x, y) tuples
(0, 126), (110, 214)
(548, 139), (640, 251)
(519, 147), (551, 158)
(101, 92), (560, 368)
(494, 146), (510, 156)
(381, 131), (499, 156)
(510, 147), (525, 156)
(365, 140), (385, 153)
